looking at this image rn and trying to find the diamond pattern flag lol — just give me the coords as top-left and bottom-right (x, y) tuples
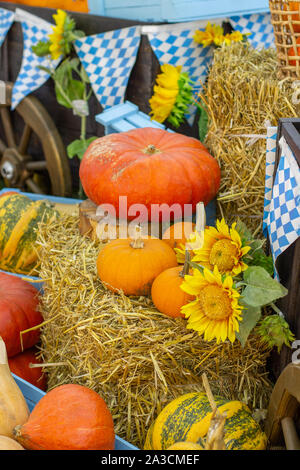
(230, 13), (275, 50)
(75, 26), (141, 109)
(145, 22), (214, 125)
(11, 9), (61, 110)
(266, 137), (300, 279)
(263, 126), (278, 237)
(0, 7), (15, 49)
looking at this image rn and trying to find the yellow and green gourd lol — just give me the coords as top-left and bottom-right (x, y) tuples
(144, 392), (267, 451)
(0, 193), (57, 274)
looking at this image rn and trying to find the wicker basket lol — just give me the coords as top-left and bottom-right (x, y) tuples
(269, 0), (300, 78)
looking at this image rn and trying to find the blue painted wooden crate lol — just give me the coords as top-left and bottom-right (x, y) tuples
(88, 0), (269, 23)
(95, 100), (172, 135)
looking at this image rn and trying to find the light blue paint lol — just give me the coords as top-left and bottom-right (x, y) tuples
(87, 0), (269, 22)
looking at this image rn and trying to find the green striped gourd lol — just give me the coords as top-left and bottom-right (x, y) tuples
(0, 193), (57, 274)
(144, 392), (267, 450)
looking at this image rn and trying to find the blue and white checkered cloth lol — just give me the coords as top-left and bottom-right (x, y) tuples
(265, 136), (300, 278)
(11, 19), (60, 110)
(230, 13), (275, 50)
(75, 26), (141, 110)
(0, 7), (14, 49)
(147, 27), (214, 125)
(263, 126), (278, 237)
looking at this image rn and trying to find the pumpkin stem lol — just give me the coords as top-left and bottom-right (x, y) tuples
(143, 144), (160, 155)
(180, 250), (191, 278)
(130, 225), (145, 249)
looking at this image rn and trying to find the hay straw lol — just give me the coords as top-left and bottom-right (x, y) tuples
(199, 42), (300, 234)
(35, 215), (273, 448)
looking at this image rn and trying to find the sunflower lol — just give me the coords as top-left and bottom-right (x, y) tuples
(193, 22), (224, 47)
(149, 64), (180, 123)
(149, 64), (193, 127)
(175, 229), (204, 264)
(192, 218), (251, 277)
(224, 30), (244, 45)
(49, 9), (67, 60)
(181, 266), (243, 343)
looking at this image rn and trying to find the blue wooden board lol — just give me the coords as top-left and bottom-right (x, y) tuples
(88, 0), (269, 23)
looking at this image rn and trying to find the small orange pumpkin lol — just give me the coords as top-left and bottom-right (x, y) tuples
(13, 384), (115, 450)
(97, 226), (178, 297)
(162, 221), (196, 250)
(151, 251), (194, 318)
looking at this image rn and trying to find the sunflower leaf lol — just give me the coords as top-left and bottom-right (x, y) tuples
(241, 266), (288, 308)
(236, 305), (262, 347)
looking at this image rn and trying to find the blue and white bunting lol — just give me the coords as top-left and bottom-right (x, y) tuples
(75, 26), (141, 110)
(230, 13), (275, 50)
(266, 137), (300, 279)
(11, 9), (61, 110)
(263, 126), (278, 237)
(144, 21), (216, 125)
(0, 7), (15, 49)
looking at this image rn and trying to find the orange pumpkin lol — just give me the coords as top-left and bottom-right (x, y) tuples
(162, 221), (196, 249)
(0, 273), (43, 357)
(288, 37), (300, 65)
(3, 1), (89, 12)
(13, 384), (115, 450)
(8, 348), (47, 391)
(97, 226), (178, 296)
(79, 128), (221, 222)
(283, 2), (300, 33)
(151, 251), (194, 318)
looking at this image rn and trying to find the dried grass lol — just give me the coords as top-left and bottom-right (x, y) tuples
(35, 215), (273, 448)
(199, 42), (300, 235)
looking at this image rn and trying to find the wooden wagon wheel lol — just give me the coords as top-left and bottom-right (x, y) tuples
(265, 363), (300, 450)
(0, 82), (72, 196)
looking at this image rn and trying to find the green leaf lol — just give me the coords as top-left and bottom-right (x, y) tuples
(242, 266), (288, 308)
(31, 41), (51, 57)
(198, 105), (209, 143)
(236, 305), (262, 347)
(37, 65), (52, 75)
(67, 137), (97, 160)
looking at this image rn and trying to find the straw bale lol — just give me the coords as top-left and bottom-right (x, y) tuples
(35, 215), (273, 448)
(199, 42), (300, 235)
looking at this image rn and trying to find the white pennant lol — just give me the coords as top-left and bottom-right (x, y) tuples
(11, 9), (61, 110)
(0, 7), (15, 49)
(75, 26), (141, 109)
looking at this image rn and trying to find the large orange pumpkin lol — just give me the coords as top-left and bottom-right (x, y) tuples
(0, 273), (43, 357)
(8, 347), (47, 391)
(79, 128), (221, 222)
(97, 227), (178, 296)
(13, 384), (115, 450)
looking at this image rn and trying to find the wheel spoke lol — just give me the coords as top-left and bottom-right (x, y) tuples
(0, 138), (7, 155)
(0, 107), (17, 148)
(18, 124), (32, 155)
(25, 160), (47, 171)
(25, 177), (45, 194)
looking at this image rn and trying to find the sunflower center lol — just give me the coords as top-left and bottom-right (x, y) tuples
(198, 285), (232, 320)
(209, 239), (239, 273)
